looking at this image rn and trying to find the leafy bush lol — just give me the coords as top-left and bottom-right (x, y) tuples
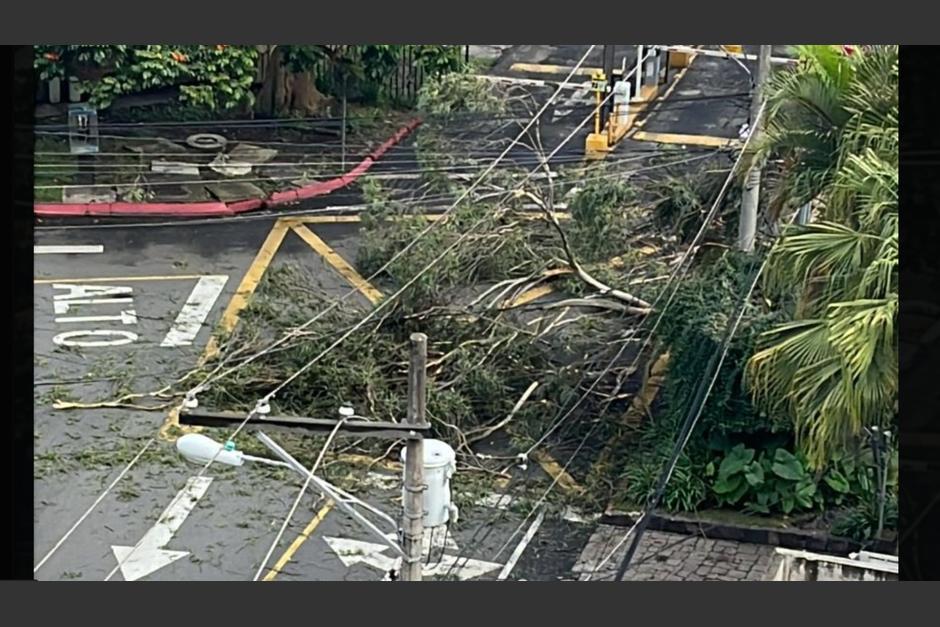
(708, 444), (820, 515)
(831, 496), (898, 542)
(622, 453), (708, 512)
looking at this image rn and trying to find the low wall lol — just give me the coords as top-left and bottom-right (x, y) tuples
(767, 549), (898, 581)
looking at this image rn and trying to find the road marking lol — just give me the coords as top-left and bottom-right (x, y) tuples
(50, 283), (140, 348)
(55, 310), (138, 325)
(215, 220), (290, 338)
(109, 476), (213, 581)
(52, 329), (139, 347)
(508, 62), (602, 76)
(289, 223), (384, 305)
(324, 536), (502, 581)
(498, 508), (545, 580)
(262, 499), (334, 581)
(531, 449), (584, 495)
(161, 275), (229, 347)
(159, 219), (292, 439)
(34, 245), (103, 254)
(52, 284), (131, 299)
(324, 537), (400, 574)
(35, 274), (206, 285)
(34, 438), (156, 575)
(53, 297), (133, 314)
(631, 130), (739, 148)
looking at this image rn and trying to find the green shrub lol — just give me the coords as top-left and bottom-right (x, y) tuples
(708, 444), (820, 515)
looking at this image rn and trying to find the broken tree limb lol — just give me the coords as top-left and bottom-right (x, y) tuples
(540, 297), (649, 315)
(537, 206), (653, 310)
(466, 380), (540, 445)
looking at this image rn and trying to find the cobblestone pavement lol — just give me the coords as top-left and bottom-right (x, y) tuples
(573, 524), (776, 581)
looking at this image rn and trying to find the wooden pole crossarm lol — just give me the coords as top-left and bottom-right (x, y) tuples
(179, 409), (430, 440)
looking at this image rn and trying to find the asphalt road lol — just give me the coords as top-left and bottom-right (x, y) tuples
(32, 44), (770, 581)
(32, 216), (595, 582)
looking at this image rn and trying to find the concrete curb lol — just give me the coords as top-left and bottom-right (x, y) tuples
(34, 118), (422, 218)
(601, 509), (897, 556)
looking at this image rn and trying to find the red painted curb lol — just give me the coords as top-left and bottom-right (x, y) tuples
(35, 201), (235, 218)
(34, 118), (422, 218)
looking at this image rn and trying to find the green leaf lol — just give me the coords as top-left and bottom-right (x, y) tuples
(744, 461), (765, 487)
(713, 473), (743, 495)
(727, 479), (750, 505)
(824, 470), (850, 493)
(718, 444), (756, 478)
(771, 448), (806, 481)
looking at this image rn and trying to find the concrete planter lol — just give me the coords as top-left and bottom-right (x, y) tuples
(68, 77), (83, 103)
(48, 78), (61, 104)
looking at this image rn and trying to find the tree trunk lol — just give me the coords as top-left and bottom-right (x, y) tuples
(255, 46), (331, 117)
(288, 71), (330, 116)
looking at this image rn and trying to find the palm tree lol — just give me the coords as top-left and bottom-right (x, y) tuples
(745, 46), (898, 469)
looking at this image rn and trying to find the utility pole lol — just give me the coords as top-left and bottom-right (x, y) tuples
(738, 44), (773, 252)
(401, 332), (428, 582)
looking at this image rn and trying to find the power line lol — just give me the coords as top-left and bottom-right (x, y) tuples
(475, 104), (766, 579)
(251, 419), (345, 581)
(447, 103), (764, 575)
(103, 47), (602, 580)
(31, 110), (540, 131)
(613, 210), (794, 581)
(33, 150), (723, 233)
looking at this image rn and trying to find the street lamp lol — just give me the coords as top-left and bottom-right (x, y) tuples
(176, 433), (290, 469)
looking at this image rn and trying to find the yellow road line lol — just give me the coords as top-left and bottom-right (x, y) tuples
(289, 223), (384, 305)
(34, 274), (206, 284)
(531, 449), (583, 495)
(159, 218), (291, 439)
(218, 220), (292, 336)
(509, 62), (601, 76)
(631, 131), (738, 148)
(262, 499), (335, 581)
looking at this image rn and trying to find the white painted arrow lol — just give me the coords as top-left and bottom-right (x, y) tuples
(111, 476), (212, 581)
(324, 535), (502, 581)
(324, 537), (401, 574)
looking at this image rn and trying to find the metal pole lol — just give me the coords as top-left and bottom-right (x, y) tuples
(401, 332), (428, 581)
(341, 74), (348, 171)
(738, 45), (772, 252)
(634, 45), (643, 101)
(602, 45), (616, 122)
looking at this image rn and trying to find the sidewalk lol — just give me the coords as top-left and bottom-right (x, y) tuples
(34, 115), (420, 217)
